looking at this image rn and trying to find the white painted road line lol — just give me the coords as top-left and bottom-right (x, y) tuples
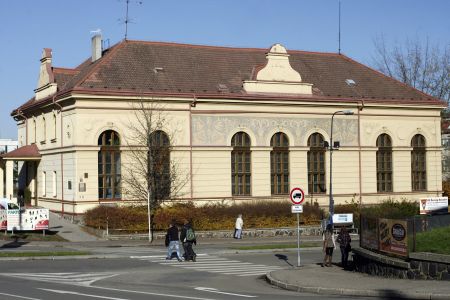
(39, 288), (130, 300)
(0, 292), (42, 300)
(195, 287), (257, 298)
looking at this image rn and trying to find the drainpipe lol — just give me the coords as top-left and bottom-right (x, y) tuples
(16, 110), (28, 145)
(189, 94), (197, 201)
(357, 100), (364, 208)
(15, 110), (28, 202)
(53, 96), (64, 215)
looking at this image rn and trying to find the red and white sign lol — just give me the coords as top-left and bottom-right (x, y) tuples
(290, 187), (305, 205)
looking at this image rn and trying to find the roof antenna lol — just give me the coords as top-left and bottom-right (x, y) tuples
(338, 0), (341, 54)
(119, 0), (143, 40)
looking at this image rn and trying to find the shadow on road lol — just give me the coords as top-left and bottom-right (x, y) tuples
(274, 254), (294, 267)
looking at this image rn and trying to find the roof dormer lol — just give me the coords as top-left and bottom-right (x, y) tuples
(34, 48), (57, 101)
(243, 44), (313, 95)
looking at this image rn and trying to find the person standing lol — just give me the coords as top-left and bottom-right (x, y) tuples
(336, 227), (351, 269)
(234, 214), (244, 239)
(165, 220), (182, 262)
(180, 219), (197, 262)
(322, 224), (336, 267)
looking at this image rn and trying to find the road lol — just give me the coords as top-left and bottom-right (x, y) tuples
(0, 246), (373, 300)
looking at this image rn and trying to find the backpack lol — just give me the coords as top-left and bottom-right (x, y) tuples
(186, 227), (196, 241)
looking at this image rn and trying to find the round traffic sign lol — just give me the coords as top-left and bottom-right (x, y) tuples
(290, 187), (305, 204)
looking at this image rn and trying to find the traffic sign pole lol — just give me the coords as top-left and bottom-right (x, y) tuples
(290, 187), (305, 268)
(297, 213), (300, 267)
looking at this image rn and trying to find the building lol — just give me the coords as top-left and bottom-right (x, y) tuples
(0, 139), (19, 199)
(0, 35), (445, 215)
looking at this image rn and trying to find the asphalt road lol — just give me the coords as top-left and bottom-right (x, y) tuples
(0, 247), (373, 300)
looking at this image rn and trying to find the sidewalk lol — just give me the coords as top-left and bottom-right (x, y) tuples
(266, 263), (450, 299)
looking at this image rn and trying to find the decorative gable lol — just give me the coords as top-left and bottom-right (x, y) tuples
(243, 44), (313, 95)
(35, 48), (57, 101)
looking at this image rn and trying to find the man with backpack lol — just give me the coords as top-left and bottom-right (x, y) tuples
(180, 219), (197, 262)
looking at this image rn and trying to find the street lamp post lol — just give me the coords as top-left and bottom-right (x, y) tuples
(328, 110), (354, 227)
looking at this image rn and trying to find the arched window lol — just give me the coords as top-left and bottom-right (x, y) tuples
(149, 130), (171, 200)
(307, 133), (326, 194)
(271, 132), (289, 195)
(231, 132), (251, 196)
(376, 134), (392, 192)
(411, 134), (426, 191)
(98, 130), (121, 199)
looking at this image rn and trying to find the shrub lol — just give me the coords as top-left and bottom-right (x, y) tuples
(84, 200), (325, 232)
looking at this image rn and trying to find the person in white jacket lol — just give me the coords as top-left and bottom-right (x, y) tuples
(234, 214), (243, 239)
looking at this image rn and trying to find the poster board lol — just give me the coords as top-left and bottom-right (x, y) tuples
(379, 218), (408, 257)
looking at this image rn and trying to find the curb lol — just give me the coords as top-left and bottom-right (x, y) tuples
(265, 271), (450, 300)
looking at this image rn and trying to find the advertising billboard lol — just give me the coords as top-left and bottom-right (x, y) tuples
(379, 218), (408, 257)
(419, 197), (448, 215)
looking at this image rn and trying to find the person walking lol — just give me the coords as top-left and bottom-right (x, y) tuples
(336, 227), (352, 269)
(322, 223), (336, 267)
(180, 219), (197, 262)
(165, 220), (182, 262)
(234, 214), (243, 239)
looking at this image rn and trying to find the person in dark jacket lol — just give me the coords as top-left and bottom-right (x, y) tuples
(180, 219), (197, 262)
(336, 227), (351, 268)
(165, 220), (182, 261)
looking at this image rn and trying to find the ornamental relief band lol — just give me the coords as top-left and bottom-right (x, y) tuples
(192, 115), (359, 146)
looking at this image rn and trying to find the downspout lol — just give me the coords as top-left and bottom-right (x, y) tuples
(16, 110), (28, 145)
(15, 110), (28, 200)
(53, 96), (64, 215)
(357, 100), (364, 207)
(189, 95), (197, 200)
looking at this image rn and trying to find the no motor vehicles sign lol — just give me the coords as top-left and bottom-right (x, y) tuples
(290, 187), (305, 205)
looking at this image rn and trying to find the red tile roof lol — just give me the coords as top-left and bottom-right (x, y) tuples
(14, 40), (445, 114)
(0, 144), (41, 160)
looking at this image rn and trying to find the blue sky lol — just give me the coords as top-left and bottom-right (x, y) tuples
(1, 0), (449, 139)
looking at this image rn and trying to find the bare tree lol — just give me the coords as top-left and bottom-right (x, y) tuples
(122, 98), (189, 242)
(372, 35), (450, 104)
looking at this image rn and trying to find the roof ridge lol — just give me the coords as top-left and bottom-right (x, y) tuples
(124, 39), (340, 56)
(53, 67), (78, 74)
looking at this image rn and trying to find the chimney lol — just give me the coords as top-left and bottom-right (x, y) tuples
(91, 33), (102, 62)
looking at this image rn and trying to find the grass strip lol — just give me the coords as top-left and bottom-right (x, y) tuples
(415, 226), (450, 255)
(0, 251), (91, 257)
(231, 241), (321, 250)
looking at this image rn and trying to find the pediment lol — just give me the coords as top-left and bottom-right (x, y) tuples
(243, 44), (312, 95)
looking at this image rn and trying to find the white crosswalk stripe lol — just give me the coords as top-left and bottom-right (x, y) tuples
(130, 254), (282, 277)
(0, 272), (119, 286)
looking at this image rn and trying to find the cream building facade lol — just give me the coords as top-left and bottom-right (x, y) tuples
(0, 36), (445, 214)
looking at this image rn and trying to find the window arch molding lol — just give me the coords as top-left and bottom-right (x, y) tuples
(264, 128), (295, 147)
(227, 129), (256, 147)
(94, 126), (123, 147)
(302, 128), (329, 147)
(371, 129), (396, 147)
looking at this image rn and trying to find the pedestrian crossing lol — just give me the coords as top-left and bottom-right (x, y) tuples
(0, 272), (119, 286)
(130, 254), (283, 277)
